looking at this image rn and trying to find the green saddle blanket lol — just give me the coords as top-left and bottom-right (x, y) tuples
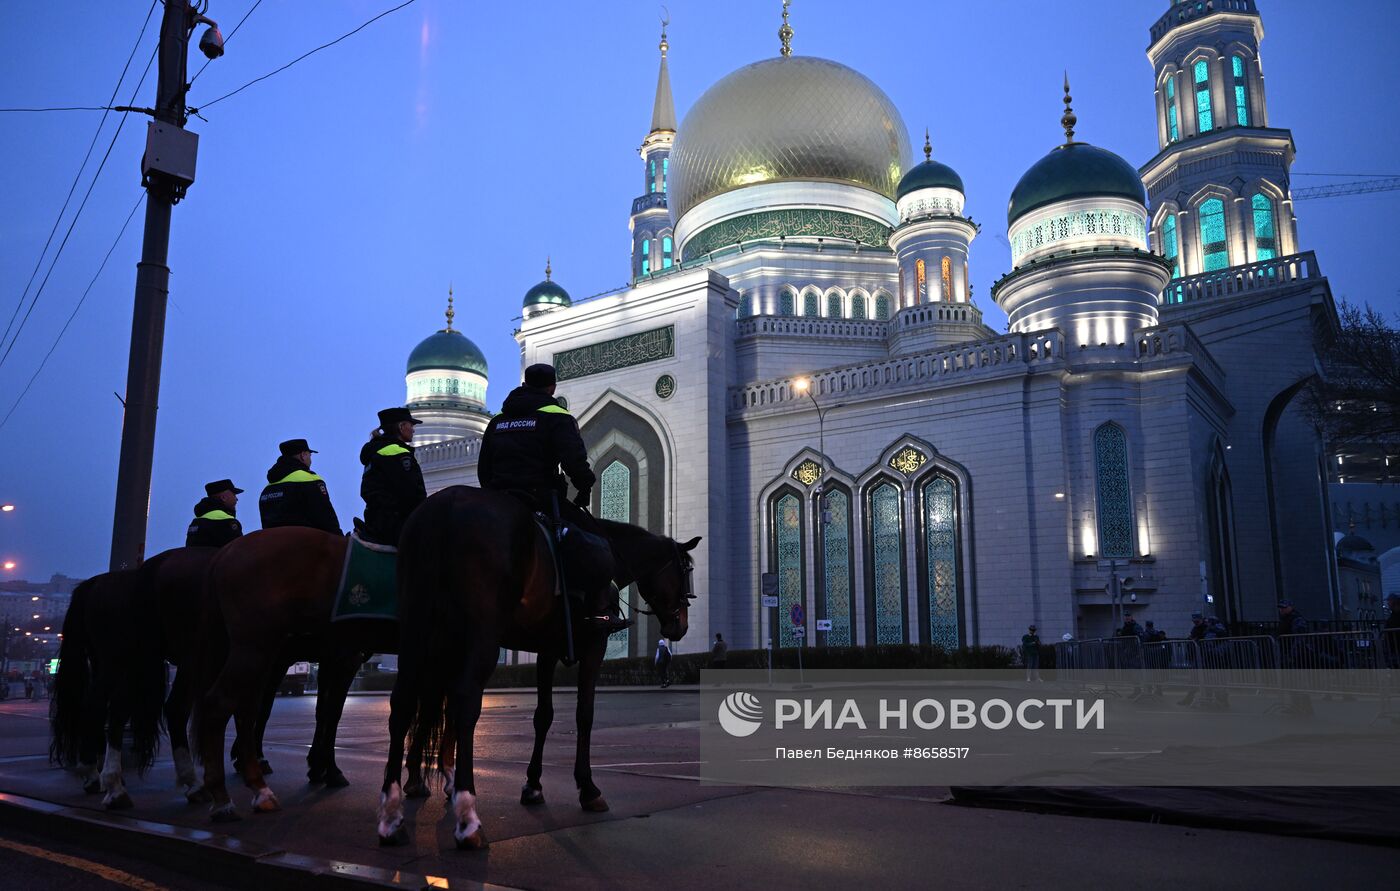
(331, 533), (398, 622)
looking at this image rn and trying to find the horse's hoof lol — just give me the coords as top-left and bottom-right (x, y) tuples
(258, 759), (273, 776)
(185, 784), (212, 804)
(454, 826), (487, 850)
(323, 768), (349, 789)
(251, 789), (281, 813)
(82, 778), (101, 795)
(403, 780), (429, 799)
(520, 784), (545, 806)
(378, 824), (410, 847)
(104, 792), (133, 811)
(307, 766), (325, 784)
(581, 795), (609, 813)
(210, 803), (241, 823)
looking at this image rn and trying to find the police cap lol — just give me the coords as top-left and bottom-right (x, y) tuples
(205, 479), (244, 496)
(377, 407), (423, 428)
(524, 363), (557, 388)
(278, 438), (317, 456)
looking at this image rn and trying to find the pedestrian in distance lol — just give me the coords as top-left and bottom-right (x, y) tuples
(185, 479), (244, 548)
(1275, 599), (1314, 715)
(655, 638), (672, 688)
(1117, 612), (1145, 640)
(710, 633), (728, 669)
(1021, 625), (1042, 681)
(1144, 621), (1166, 643)
(259, 438), (341, 534)
(1187, 612), (1208, 641)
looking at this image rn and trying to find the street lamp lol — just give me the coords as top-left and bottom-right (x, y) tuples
(1, 504), (14, 512)
(2, 561), (15, 571)
(793, 378), (830, 525)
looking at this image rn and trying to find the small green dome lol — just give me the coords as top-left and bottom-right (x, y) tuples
(897, 158), (964, 198)
(406, 329), (488, 376)
(523, 279), (571, 310)
(1007, 142), (1146, 225)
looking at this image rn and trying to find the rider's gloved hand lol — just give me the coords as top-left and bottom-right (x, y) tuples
(572, 489), (591, 509)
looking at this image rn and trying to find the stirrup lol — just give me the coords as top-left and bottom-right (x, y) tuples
(583, 614), (633, 634)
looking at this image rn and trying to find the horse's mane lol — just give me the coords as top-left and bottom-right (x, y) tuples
(591, 516), (654, 544)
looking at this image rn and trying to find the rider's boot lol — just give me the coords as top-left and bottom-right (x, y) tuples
(582, 583), (631, 634)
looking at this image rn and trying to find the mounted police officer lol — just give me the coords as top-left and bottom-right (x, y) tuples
(358, 407), (427, 546)
(259, 438), (341, 534)
(186, 479), (244, 548)
(478, 363), (626, 632)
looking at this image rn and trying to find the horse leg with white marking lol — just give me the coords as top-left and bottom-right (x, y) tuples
(99, 685), (132, 810)
(448, 636), (501, 850)
(521, 655), (557, 806)
(376, 671), (418, 845)
(165, 665), (202, 798)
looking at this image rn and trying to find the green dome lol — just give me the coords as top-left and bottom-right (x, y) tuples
(522, 279), (572, 310)
(1007, 142), (1146, 225)
(897, 158), (964, 198)
(406, 329), (488, 376)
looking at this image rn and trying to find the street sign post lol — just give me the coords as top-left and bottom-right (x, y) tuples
(761, 572), (778, 658)
(760, 595), (779, 608)
(816, 619), (833, 632)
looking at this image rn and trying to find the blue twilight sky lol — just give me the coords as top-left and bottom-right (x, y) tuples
(1, 0), (1398, 581)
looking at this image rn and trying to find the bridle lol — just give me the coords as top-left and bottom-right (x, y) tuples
(630, 540), (695, 622)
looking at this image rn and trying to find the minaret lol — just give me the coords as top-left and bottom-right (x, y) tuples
(629, 17), (677, 283)
(1140, 0), (1299, 284)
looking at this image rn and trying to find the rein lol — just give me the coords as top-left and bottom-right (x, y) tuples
(624, 540), (695, 620)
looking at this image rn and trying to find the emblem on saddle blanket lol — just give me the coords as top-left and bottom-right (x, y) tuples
(331, 533), (399, 622)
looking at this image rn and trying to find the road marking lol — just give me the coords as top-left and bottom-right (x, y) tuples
(0, 837), (169, 891)
(595, 760), (703, 768)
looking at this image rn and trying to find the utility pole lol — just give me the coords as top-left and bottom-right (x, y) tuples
(109, 2), (220, 571)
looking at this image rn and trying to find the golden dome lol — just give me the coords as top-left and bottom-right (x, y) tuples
(669, 56), (912, 223)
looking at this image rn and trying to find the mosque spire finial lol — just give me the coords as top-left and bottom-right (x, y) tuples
(445, 284), (455, 332)
(779, 1), (793, 58)
(545, 256), (552, 281)
(923, 127), (932, 162)
(648, 8), (677, 134)
(1061, 71), (1078, 143)
(660, 6), (669, 57)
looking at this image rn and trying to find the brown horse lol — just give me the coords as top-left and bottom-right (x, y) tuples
(375, 486), (697, 848)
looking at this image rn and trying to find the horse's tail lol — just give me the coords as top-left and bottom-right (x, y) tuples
(125, 567), (169, 775)
(398, 492), (464, 783)
(187, 561), (230, 766)
(49, 576), (96, 766)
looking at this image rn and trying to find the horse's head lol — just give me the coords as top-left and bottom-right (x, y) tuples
(632, 535), (700, 642)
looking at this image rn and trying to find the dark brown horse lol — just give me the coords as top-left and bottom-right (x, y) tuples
(375, 486), (697, 848)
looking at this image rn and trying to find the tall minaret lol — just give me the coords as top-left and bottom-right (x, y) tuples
(629, 17), (677, 283)
(1140, 0), (1299, 284)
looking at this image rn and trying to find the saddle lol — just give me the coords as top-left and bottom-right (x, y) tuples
(330, 531), (399, 622)
(533, 513), (615, 600)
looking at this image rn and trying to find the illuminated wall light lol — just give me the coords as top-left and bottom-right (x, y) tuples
(1081, 513), (1097, 558)
(1054, 492), (1066, 499)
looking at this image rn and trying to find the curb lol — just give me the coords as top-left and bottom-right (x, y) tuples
(0, 790), (521, 891)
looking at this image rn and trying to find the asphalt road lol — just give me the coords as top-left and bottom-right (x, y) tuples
(1, 691), (1397, 890)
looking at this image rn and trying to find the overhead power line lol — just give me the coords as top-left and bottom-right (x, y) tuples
(190, 0), (420, 113)
(0, 194), (145, 432)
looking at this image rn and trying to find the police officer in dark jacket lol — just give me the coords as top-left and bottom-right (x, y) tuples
(186, 479), (244, 548)
(358, 407), (427, 546)
(259, 438), (341, 534)
(478, 363), (624, 632)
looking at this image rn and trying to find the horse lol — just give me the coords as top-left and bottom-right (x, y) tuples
(375, 486), (697, 849)
(189, 526), (440, 821)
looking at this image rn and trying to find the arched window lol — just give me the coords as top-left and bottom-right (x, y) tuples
(1094, 424), (1133, 559)
(866, 481), (905, 644)
(662, 157), (669, 194)
(826, 293), (842, 318)
(851, 294), (867, 319)
(874, 293), (891, 320)
(648, 159), (656, 194)
(640, 238), (651, 276)
(779, 289), (795, 316)
(818, 487), (854, 647)
(1163, 214), (1181, 278)
(1251, 193), (1277, 260)
(771, 490), (805, 648)
(1232, 55), (1250, 127)
(662, 235), (674, 269)
(600, 461), (633, 659)
(920, 474), (961, 650)
(1193, 59), (1213, 133)
(1198, 198), (1229, 271)
(737, 292), (752, 318)
(1166, 76), (1179, 142)
(940, 257), (953, 302)
(915, 259), (927, 301)
(803, 292), (819, 317)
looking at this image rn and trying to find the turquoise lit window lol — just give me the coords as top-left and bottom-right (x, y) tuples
(1163, 214), (1181, 278)
(874, 294), (891, 320)
(600, 461), (632, 659)
(1194, 59), (1213, 133)
(1252, 193), (1277, 260)
(780, 290), (795, 316)
(851, 295), (867, 319)
(773, 492), (805, 648)
(921, 475), (961, 650)
(662, 157), (669, 194)
(641, 238), (651, 276)
(737, 292), (752, 318)
(648, 159), (656, 194)
(820, 488), (853, 647)
(1094, 424), (1133, 559)
(662, 235), (673, 269)
(1199, 198), (1228, 271)
(1166, 77), (1179, 142)
(803, 292), (819, 317)
(1233, 55), (1250, 127)
(868, 481), (904, 644)
(827, 293), (841, 317)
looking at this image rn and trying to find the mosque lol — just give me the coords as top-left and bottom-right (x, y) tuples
(398, 0), (1345, 657)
